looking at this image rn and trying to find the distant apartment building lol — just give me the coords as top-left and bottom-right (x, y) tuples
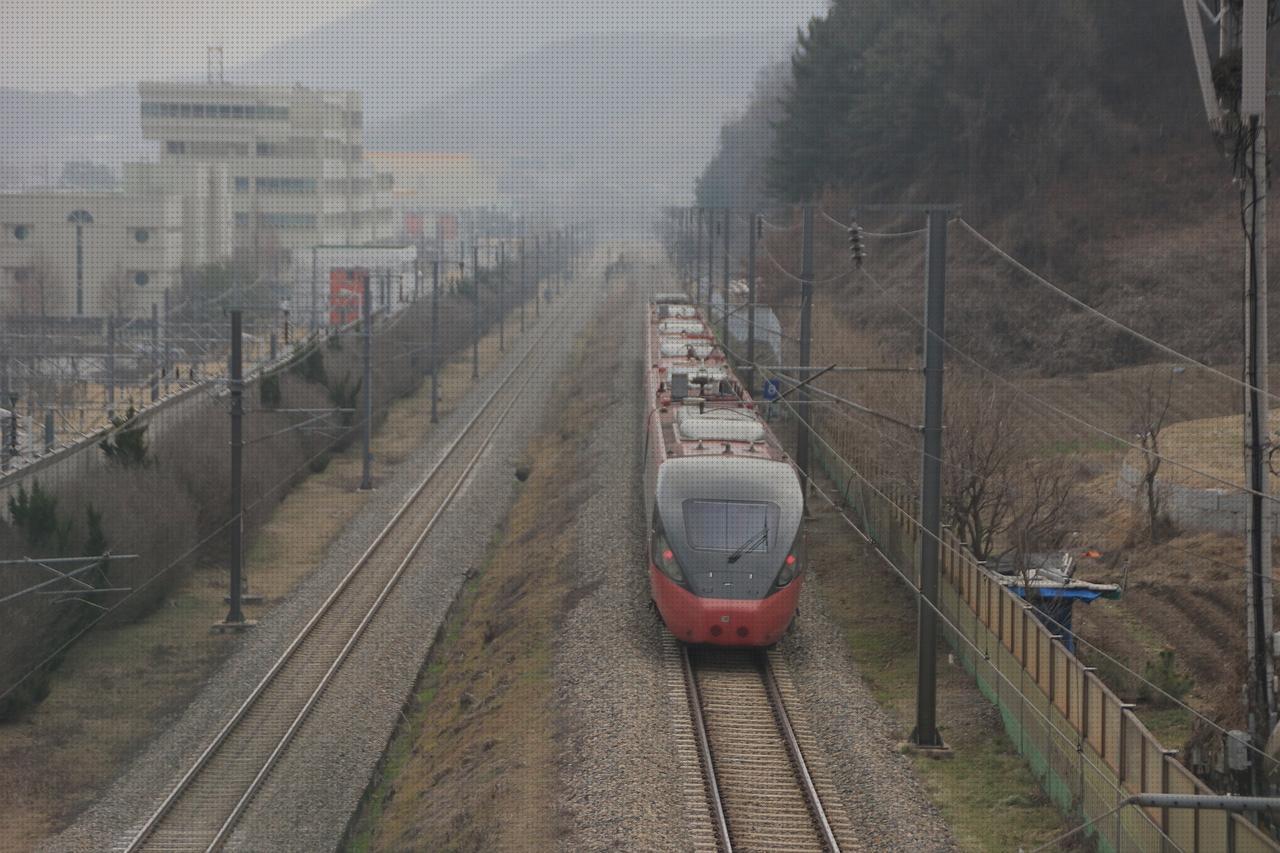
(364, 152), (505, 239)
(138, 82), (394, 265)
(0, 164), (231, 320)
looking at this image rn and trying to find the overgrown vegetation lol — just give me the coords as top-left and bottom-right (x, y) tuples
(0, 282), (539, 721)
(99, 406), (150, 468)
(1138, 648), (1196, 708)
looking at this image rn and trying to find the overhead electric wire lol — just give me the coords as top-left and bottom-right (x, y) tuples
(955, 218), (1280, 407)
(855, 263), (1280, 505)
(821, 394), (1261, 582)
(772, 387), (1278, 777)
(759, 239), (856, 285)
(816, 207), (929, 238)
(765, 397), (1183, 849)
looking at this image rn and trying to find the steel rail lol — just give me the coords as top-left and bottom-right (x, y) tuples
(682, 647), (842, 853)
(681, 645), (734, 853)
(125, 302), (563, 852)
(209, 357), (530, 849)
(759, 652), (842, 853)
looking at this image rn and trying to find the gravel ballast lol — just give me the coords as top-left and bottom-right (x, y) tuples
(554, 255), (688, 852)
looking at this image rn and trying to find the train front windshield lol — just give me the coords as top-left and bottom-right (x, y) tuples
(654, 458), (803, 600)
(683, 500), (780, 556)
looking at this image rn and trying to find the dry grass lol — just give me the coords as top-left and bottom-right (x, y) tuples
(345, 283), (627, 853)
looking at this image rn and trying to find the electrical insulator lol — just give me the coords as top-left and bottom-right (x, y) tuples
(848, 222), (866, 266)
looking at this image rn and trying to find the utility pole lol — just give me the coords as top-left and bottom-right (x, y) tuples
(534, 234), (541, 318)
(722, 206), (731, 343)
(472, 245), (481, 380)
(1189, 0), (1280, 789)
(1239, 0), (1277, 792)
(360, 270), (373, 490)
(746, 212), (759, 394)
(795, 205), (814, 500)
(221, 309), (249, 629)
(431, 260), (440, 424)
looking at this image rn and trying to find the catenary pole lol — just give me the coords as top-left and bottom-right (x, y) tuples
(360, 270), (373, 490)
(225, 309), (246, 625)
(498, 242), (505, 352)
(746, 211), (758, 394)
(695, 207), (704, 303)
(472, 244), (480, 379)
(430, 260), (440, 424)
(722, 206), (731, 342)
(795, 205), (814, 500)
(912, 209), (950, 749)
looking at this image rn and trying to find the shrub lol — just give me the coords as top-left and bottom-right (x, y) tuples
(1138, 648), (1194, 707)
(7, 480), (72, 554)
(259, 374), (282, 409)
(100, 406), (150, 468)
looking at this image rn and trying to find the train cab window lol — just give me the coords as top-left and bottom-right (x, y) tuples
(683, 500), (779, 554)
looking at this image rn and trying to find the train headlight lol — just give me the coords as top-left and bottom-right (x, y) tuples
(651, 530), (687, 586)
(774, 552), (801, 588)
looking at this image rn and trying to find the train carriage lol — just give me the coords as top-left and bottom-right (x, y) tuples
(643, 293), (805, 647)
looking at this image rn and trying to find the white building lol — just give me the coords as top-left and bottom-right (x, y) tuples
(138, 82), (394, 265)
(0, 163), (231, 320)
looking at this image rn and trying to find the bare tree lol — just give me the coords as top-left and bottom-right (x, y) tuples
(1004, 454), (1078, 578)
(1128, 366), (1175, 543)
(944, 381), (1020, 564)
(946, 378), (1080, 578)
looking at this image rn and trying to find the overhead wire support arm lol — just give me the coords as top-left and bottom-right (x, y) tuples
(773, 364), (837, 401)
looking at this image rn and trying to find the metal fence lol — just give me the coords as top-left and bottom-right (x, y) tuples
(808, 407), (1279, 853)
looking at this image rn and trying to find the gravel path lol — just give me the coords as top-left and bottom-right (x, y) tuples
(44, 254), (611, 853)
(554, 255), (689, 852)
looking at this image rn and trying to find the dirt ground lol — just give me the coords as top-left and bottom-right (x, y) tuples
(342, 287), (625, 852)
(0, 320), (519, 852)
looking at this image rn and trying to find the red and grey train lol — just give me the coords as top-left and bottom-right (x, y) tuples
(643, 293), (805, 647)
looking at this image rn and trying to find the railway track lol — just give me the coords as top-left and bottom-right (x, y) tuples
(679, 643), (851, 853)
(122, 314), (558, 852)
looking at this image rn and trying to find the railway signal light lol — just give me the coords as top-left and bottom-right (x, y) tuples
(848, 222), (866, 267)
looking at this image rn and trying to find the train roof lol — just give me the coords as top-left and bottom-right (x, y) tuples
(646, 296), (789, 466)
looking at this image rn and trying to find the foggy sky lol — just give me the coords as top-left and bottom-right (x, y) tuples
(5, 0), (828, 93)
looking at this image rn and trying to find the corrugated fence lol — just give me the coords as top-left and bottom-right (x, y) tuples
(808, 408), (1279, 853)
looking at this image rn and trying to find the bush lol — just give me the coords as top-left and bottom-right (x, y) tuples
(7, 480), (72, 554)
(100, 406), (150, 468)
(1138, 648), (1194, 707)
(259, 374), (282, 409)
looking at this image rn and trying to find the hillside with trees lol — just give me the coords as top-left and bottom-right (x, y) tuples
(697, 1), (1277, 373)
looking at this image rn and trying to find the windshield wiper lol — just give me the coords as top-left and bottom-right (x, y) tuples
(727, 525), (769, 564)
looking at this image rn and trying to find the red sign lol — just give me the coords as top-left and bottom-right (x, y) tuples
(329, 268), (368, 326)
(405, 213), (424, 237)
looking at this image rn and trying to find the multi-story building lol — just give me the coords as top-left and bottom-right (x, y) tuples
(364, 152), (506, 239)
(138, 82), (393, 267)
(0, 163), (231, 320)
